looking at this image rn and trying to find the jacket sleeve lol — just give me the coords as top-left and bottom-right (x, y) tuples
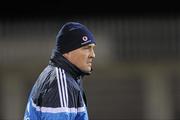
(24, 98), (41, 120)
(23, 81), (75, 120)
(24, 91), (88, 120)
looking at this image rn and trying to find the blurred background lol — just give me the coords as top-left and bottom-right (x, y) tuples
(1, 8), (180, 120)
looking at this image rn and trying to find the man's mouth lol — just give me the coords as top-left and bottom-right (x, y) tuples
(88, 62), (92, 65)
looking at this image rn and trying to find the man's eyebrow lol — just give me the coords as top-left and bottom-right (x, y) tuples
(82, 44), (95, 49)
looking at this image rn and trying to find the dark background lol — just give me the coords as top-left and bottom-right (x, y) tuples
(1, 2), (180, 120)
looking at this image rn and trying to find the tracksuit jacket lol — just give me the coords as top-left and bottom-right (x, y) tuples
(24, 53), (89, 120)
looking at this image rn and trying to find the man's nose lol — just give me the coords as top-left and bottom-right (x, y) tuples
(90, 49), (95, 58)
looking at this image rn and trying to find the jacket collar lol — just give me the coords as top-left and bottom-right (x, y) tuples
(49, 50), (90, 79)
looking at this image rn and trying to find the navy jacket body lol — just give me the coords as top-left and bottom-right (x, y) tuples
(24, 53), (89, 120)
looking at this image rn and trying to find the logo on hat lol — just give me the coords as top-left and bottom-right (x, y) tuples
(82, 36), (88, 41)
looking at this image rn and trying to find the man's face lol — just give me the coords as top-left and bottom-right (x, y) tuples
(63, 43), (96, 73)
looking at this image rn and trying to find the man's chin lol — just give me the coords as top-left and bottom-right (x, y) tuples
(81, 67), (92, 74)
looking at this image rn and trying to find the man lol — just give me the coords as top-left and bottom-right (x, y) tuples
(24, 22), (96, 120)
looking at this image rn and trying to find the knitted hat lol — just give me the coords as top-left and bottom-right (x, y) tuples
(55, 22), (96, 54)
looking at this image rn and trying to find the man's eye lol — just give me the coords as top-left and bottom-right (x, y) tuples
(83, 47), (89, 49)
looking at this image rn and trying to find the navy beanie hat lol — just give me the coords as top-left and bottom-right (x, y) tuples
(55, 22), (96, 54)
